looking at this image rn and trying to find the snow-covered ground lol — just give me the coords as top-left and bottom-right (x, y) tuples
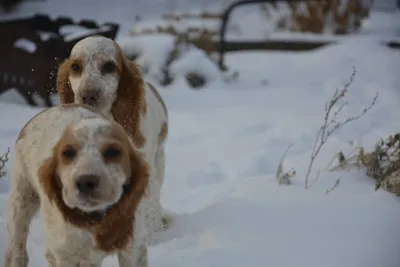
(1, 1), (400, 266)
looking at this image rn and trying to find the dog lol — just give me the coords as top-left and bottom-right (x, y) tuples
(5, 104), (152, 267)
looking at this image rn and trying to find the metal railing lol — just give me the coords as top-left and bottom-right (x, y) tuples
(218, 0), (315, 70)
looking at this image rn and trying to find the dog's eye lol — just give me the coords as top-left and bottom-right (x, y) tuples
(101, 61), (116, 74)
(71, 63), (81, 73)
(103, 146), (121, 160)
(62, 147), (77, 159)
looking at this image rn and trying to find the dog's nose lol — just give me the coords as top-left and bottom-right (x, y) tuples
(81, 91), (99, 107)
(76, 174), (99, 194)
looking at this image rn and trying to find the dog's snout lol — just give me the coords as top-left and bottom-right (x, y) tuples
(81, 91), (99, 107)
(76, 174), (99, 194)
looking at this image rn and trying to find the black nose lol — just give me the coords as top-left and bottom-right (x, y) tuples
(76, 174), (99, 194)
(81, 91), (99, 107)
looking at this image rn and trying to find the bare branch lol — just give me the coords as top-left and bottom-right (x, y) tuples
(305, 67), (378, 189)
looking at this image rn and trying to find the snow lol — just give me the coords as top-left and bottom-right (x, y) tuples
(119, 34), (226, 87)
(61, 25), (114, 42)
(169, 47), (222, 85)
(119, 34), (177, 83)
(1, 0), (400, 266)
(13, 38), (37, 53)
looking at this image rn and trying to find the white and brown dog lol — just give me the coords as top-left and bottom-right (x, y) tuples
(5, 104), (152, 267)
(56, 36), (169, 238)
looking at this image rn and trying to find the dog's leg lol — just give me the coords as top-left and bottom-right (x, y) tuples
(154, 145), (166, 230)
(144, 144), (170, 242)
(45, 249), (56, 267)
(46, 246), (104, 267)
(5, 155), (39, 267)
(135, 245), (149, 267)
(118, 244), (149, 267)
(154, 145), (175, 231)
(53, 256), (100, 267)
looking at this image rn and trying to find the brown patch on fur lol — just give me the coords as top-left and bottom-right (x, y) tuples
(57, 60), (78, 104)
(147, 82), (169, 144)
(38, 121), (150, 253)
(159, 122), (168, 144)
(146, 82), (168, 117)
(111, 47), (147, 148)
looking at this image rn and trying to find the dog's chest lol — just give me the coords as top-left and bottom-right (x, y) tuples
(53, 228), (106, 263)
(42, 208), (107, 263)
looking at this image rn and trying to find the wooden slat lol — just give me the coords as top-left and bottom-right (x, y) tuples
(189, 39), (334, 52)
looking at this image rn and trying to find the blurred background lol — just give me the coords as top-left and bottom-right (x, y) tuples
(0, 0), (399, 107)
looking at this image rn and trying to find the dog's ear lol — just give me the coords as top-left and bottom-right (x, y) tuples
(38, 142), (61, 203)
(127, 139), (150, 200)
(56, 59), (75, 104)
(111, 49), (146, 148)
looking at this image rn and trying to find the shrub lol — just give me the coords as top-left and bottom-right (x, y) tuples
(261, 0), (372, 35)
(277, 67), (379, 193)
(329, 134), (400, 196)
(0, 148), (10, 179)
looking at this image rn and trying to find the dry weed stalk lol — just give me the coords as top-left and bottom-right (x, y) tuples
(276, 144), (296, 185)
(304, 67), (379, 189)
(325, 177), (341, 195)
(0, 147), (10, 179)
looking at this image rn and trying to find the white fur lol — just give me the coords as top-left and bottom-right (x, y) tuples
(69, 36), (120, 116)
(5, 105), (152, 267)
(138, 83), (168, 239)
(66, 36), (169, 240)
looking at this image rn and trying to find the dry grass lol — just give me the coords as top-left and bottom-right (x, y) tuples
(304, 67), (378, 189)
(261, 0), (371, 34)
(276, 144), (296, 185)
(0, 147), (10, 179)
(328, 134), (400, 195)
(276, 67), (379, 192)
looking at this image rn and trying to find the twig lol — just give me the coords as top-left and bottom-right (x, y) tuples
(325, 146), (361, 172)
(325, 178), (341, 195)
(304, 67), (378, 189)
(276, 143), (296, 185)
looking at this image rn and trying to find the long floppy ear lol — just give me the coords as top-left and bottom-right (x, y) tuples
(128, 142), (150, 199)
(56, 59), (75, 104)
(38, 143), (61, 204)
(111, 53), (146, 148)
